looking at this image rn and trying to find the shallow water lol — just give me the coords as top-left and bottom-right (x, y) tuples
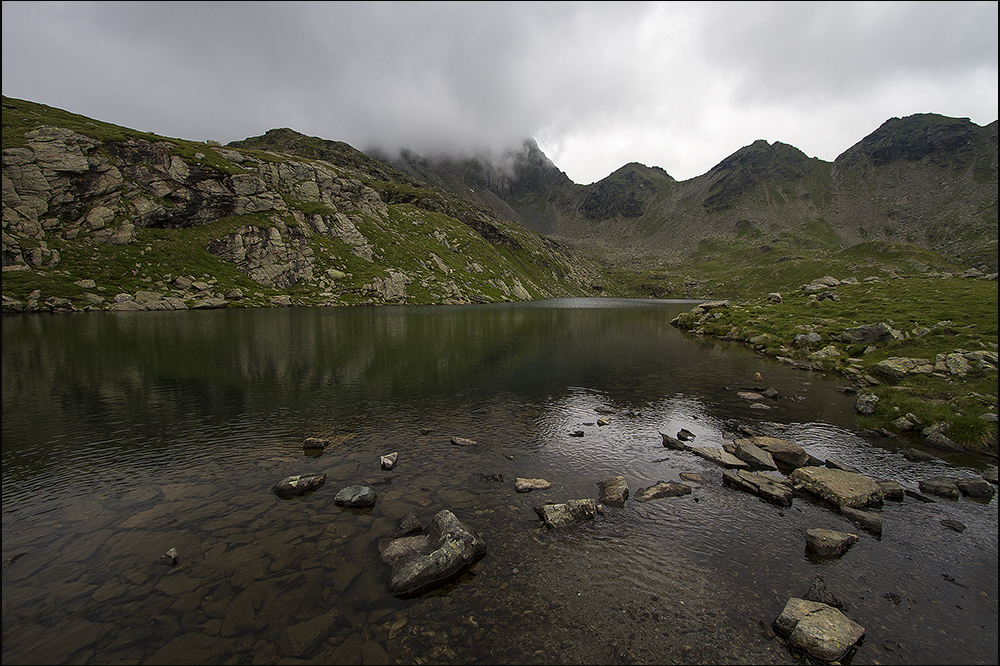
(2, 299), (996, 664)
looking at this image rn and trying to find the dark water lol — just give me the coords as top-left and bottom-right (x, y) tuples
(2, 299), (996, 665)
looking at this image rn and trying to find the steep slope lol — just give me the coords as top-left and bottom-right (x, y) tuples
(1, 97), (604, 313)
(374, 114), (998, 271)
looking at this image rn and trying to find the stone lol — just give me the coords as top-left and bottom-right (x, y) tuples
(451, 436), (477, 446)
(514, 477), (553, 493)
(983, 467), (998, 485)
(277, 609), (341, 656)
(854, 393), (879, 415)
(597, 476), (629, 506)
(334, 485), (377, 507)
(660, 432), (689, 450)
(941, 519), (966, 533)
(272, 473), (326, 498)
(922, 424), (965, 451)
(379, 509), (487, 596)
(634, 481), (691, 502)
(380, 452), (398, 470)
(824, 458), (860, 474)
(956, 478), (995, 498)
(876, 479), (904, 500)
(732, 439), (778, 471)
(690, 447), (749, 469)
(805, 528), (858, 557)
(534, 499), (597, 528)
(903, 448), (936, 462)
(679, 472), (707, 484)
(804, 575), (849, 611)
(874, 357), (935, 381)
(157, 547), (179, 567)
(790, 467), (885, 508)
(840, 506), (882, 536)
(740, 436), (809, 468)
(677, 428), (695, 441)
(302, 437), (329, 450)
(918, 476), (960, 499)
(722, 469), (793, 507)
(775, 598), (865, 663)
(839, 322), (902, 345)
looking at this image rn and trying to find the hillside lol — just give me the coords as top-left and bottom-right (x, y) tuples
(1, 97), (605, 313)
(375, 114), (998, 274)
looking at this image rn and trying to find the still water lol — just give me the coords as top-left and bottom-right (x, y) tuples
(2, 299), (996, 664)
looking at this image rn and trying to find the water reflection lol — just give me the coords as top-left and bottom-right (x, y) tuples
(2, 299), (996, 665)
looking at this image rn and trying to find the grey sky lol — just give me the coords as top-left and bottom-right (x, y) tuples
(3, 1), (997, 184)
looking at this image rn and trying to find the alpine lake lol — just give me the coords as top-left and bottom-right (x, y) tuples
(2, 298), (996, 665)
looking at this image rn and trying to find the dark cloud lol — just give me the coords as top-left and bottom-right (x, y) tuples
(3, 1), (996, 183)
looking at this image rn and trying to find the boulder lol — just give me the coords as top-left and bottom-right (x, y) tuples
(773, 598), (865, 663)
(334, 485), (378, 507)
(634, 481), (691, 502)
(597, 476), (630, 506)
(874, 357), (935, 381)
(514, 477), (553, 493)
(691, 447), (749, 469)
(379, 509), (486, 596)
(302, 437), (329, 450)
(854, 393), (879, 415)
(922, 424), (965, 451)
(918, 476), (960, 499)
(805, 528), (859, 557)
(876, 479), (904, 501)
(982, 467), (998, 485)
(790, 467), (885, 508)
(272, 473), (326, 498)
(534, 499), (597, 528)
(739, 436), (809, 468)
(839, 322), (902, 345)
(956, 478), (996, 498)
(733, 439), (778, 470)
(903, 448), (936, 462)
(157, 547), (180, 567)
(722, 469), (793, 507)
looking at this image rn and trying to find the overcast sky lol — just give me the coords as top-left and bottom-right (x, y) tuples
(3, 1), (997, 184)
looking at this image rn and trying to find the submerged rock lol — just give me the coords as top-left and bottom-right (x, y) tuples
(379, 509), (486, 596)
(450, 436), (477, 446)
(302, 437), (329, 450)
(634, 481), (691, 502)
(272, 473), (327, 498)
(773, 598), (865, 663)
(840, 506), (883, 536)
(514, 477), (553, 493)
(804, 575), (849, 611)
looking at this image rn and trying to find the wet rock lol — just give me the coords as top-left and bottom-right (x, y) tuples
(691, 447), (749, 469)
(790, 467), (885, 509)
(451, 436), (477, 446)
(379, 509), (486, 596)
(733, 439), (778, 471)
(677, 428), (695, 441)
(302, 437), (329, 450)
(634, 481), (691, 502)
(679, 472), (707, 484)
(398, 512), (422, 535)
(272, 473), (326, 498)
(660, 432), (689, 450)
(876, 479), (904, 500)
(514, 477), (553, 493)
(983, 467), (998, 485)
(722, 469), (793, 507)
(918, 476), (960, 499)
(854, 393), (879, 415)
(569, 430), (585, 437)
(157, 547), (179, 567)
(903, 448), (936, 462)
(334, 485), (378, 507)
(740, 436), (809, 468)
(840, 506), (882, 536)
(773, 598), (865, 663)
(534, 499), (597, 528)
(941, 519), (966, 533)
(956, 478), (995, 498)
(738, 391), (764, 400)
(597, 416), (610, 426)
(804, 575), (849, 611)
(597, 476), (630, 506)
(278, 609), (341, 657)
(380, 452), (398, 470)
(824, 458), (860, 474)
(805, 528), (858, 557)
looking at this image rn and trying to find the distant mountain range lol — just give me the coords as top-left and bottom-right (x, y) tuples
(370, 113), (998, 271)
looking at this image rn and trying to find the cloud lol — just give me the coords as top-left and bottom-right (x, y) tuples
(3, 1), (997, 184)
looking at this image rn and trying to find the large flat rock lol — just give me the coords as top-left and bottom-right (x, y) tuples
(790, 466), (885, 508)
(691, 447), (749, 469)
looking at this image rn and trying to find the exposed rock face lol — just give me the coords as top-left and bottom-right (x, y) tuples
(790, 467), (885, 508)
(378, 509), (486, 596)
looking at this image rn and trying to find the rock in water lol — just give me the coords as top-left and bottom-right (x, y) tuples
(773, 598), (865, 663)
(334, 485), (377, 507)
(157, 547), (179, 567)
(790, 467), (885, 508)
(597, 476), (629, 506)
(514, 478), (553, 493)
(634, 481), (691, 502)
(534, 499), (597, 528)
(805, 528), (858, 557)
(380, 452), (398, 470)
(379, 509), (486, 596)
(804, 575), (849, 611)
(272, 473), (327, 498)
(451, 436), (477, 446)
